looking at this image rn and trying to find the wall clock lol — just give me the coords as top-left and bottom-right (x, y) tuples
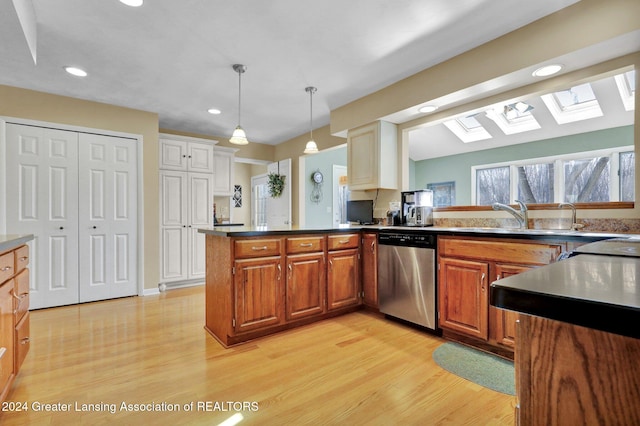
(311, 170), (323, 203)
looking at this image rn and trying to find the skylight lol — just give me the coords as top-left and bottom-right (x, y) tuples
(443, 115), (492, 143)
(614, 69), (636, 111)
(485, 102), (540, 135)
(541, 82), (603, 124)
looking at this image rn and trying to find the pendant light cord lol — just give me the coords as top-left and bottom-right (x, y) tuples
(237, 69), (242, 127)
(309, 88), (313, 140)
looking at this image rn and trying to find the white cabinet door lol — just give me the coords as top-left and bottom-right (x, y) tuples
(188, 143), (214, 173)
(6, 124), (80, 309)
(160, 171), (188, 282)
(159, 139), (188, 171)
(213, 150), (234, 195)
(187, 172), (212, 279)
(159, 171), (211, 283)
(78, 133), (138, 302)
(159, 138), (214, 173)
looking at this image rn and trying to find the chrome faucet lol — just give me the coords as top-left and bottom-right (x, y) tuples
(558, 202), (583, 231)
(492, 200), (529, 229)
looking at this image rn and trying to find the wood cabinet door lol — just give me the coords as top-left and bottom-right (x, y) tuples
(0, 281), (15, 402)
(234, 257), (284, 333)
(492, 264), (532, 348)
(361, 233), (378, 308)
(327, 249), (360, 311)
(286, 253), (325, 321)
(439, 257), (489, 340)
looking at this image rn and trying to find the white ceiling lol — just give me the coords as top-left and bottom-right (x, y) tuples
(0, 0), (583, 146)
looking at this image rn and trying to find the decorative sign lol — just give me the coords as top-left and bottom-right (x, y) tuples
(233, 185), (242, 207)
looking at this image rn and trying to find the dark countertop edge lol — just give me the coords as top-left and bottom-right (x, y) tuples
(0, 234), (34, 254)
(490, 283), (640, 340)
(199, 225), (624, 242)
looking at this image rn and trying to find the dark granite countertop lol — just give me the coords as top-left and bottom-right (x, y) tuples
(491, 252), (640, 339)
(199, 224), (625, 243)
(0, 234), (34, 253)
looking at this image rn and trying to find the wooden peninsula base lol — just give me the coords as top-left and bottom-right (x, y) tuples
(203, 232), (364, 347)
(516, 314), (640, 425)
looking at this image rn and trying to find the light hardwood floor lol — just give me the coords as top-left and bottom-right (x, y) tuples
(1, 286), (515, 425)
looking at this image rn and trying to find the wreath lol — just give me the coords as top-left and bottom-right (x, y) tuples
(267, 172), (286, 198)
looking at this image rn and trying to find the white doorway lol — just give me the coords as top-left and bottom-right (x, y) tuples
(251, 174), (268, 226)
(332, 165), (349, 226)
(266, 159), (292, 227)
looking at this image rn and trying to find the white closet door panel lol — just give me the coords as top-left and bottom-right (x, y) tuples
(160, 171), (187, 227)
(6, 124), (80, 309)
(161, 227), (187, 281)
(18, 164), (38, 220)
(78, 133), (137, 302)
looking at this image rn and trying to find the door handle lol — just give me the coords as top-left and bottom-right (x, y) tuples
(251, 246), (268, 251)
(481, 272), (486, 291)
(299, 243), (313, 247)
(277, 264), (282, 281)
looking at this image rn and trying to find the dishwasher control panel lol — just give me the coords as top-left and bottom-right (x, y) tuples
(378, 232), (436, 248)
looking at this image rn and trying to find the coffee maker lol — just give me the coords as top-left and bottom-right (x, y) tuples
(401, 190), (434, 226)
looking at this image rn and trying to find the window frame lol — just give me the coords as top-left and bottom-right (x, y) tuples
(471, 145), (634, 205)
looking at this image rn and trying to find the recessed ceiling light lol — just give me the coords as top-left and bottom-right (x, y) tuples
(532, 64), (562, 77)
(207, 108), (221, 115)
(64, 66), (87, 77)
(119, 0), (143, 6)
(418, 105), (438, 113)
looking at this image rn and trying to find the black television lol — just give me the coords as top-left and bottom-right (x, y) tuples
(347, 200), (374, 225)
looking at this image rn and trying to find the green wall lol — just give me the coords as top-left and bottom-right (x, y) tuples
(413, 125), (634, 205)
(305, 146), (348, 227)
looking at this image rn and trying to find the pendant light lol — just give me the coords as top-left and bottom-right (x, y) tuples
(230, 64), (249, 145)
(304, 86), (319, 154)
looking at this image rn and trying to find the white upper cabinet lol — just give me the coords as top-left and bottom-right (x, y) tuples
(347, 120), (398, 190)
(159, 137), (214, 173)
(213, 147), (236, 196)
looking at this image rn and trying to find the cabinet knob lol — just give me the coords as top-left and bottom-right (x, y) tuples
(59, 226), (64, 230)
(92, 226), (97, 229)
(1, 266), (11, 272)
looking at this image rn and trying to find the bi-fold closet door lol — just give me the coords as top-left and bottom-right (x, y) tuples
(5, 123), (138, 309)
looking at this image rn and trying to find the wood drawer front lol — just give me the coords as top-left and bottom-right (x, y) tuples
(327, 234), (359, 251)
(15, 311), (30, 373)
(440, 238), (562, 265)
(14, 269), (29, 322)
(234, 238), (282, 258)
(0, 251), (14, 283)
(286, 236), (325, 254)
(15, 245), (29, 273)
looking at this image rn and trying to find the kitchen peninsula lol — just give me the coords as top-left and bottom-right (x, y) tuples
(199, 225), (621, 348)
(491, 239), (640, 424)
(199, 226), (366, 347)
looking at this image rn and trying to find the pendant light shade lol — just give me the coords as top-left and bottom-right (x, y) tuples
(303, 86), (319, 154)
(230, 64), (249, 145)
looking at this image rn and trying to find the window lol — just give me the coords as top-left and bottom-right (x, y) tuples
(443, 114), (492, 143)
(473, 147), (633, 205)
(620, 151), (635, 202)
(476, 166), (510, 205)
(541, 82), (603, 124)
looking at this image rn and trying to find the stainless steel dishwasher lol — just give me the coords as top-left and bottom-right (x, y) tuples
(377, 231), (437, 330)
